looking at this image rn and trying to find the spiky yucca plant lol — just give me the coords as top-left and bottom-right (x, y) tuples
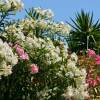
(67, 10), (100, 54)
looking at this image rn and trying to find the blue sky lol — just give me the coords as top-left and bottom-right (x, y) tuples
(15, 0), (100, 22)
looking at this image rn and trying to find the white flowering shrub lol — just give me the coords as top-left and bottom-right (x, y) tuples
(0, 0), (24, 11)
(0, 39), (18, 78)
(0, 1), (89, 100)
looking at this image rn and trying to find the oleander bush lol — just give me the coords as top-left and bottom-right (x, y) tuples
(0, 0), (99, 100)
(78, 49), (100, 99)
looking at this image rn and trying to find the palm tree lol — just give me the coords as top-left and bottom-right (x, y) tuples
(67, 10), (100, 54)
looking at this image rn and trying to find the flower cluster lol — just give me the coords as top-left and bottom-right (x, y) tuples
(24, 36), (67, 65)
(14, 43), (40, 74)
(86, 50), (100, 87)
(19, 18), (71, 36)
(0, 0), (24, 11)
(88, 49), (100, 65)
(14, 44), (29, 60)
(33, 7), (54, 19)
(0, 39), (18, 78)
(47, 21), (71, 35)
(78, 49), (100, 98)
(60, 53), (89, 99)
(3, 17), (71, 44)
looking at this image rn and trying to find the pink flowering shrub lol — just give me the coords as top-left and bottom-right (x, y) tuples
(78, 49), (100, 98)
(87, 49), (100, 65)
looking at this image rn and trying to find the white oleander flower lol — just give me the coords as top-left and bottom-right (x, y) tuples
(15, 32), (25, 41)
(55, 46), (60, 54)
(70, 52), (78, 63)
(25, 37), (35, 48)
(25, 36), (41, 49)
(73, 89), (80, 99)
(0, 0), (11, 11)
(73, 90), (89, 100)
(0, 61), (12, 77)
(50, 50), (62, 63)
(74, 68), (82, 76)
(4, 25), (25, 44)
(3, 42), (18, 65)
(0, 0), (24, 11)
(0, 39), (18, 78)
(65, 71), (74, 78)
(61, 48), (68, 59)
(21, 18), (35, 31)
(34, 7), (54, 19)
(34, 7), (41, 14)
(43, 9), (54, 19)
(45, 53), (51, 65)
(75, 77), (86, 87)
(10, 0), (24, 11)
(5, 24), (17, 33)
(67, 59), (76, 68)
(49, 21), (71, 35)
(66, 86), (74, 97)
(58, 21), (71, 35)
(67, 63), (82, 77)
(81, 68), (87, 77)
(80, 91), (89, 99)
(36, 19), (48, 29)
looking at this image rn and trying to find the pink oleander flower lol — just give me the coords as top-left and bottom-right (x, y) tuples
(86, 79), (97, 87)
(95, 55), (100, 65)
(30, 64), (39, 74)
(20, 52), (29, 60)
(96, 77), (100, 83)
(16, 45), (24, 56)
(87, 49), (96, 58)
(91, 80), (97, 87)
(14, 44), (29, 60)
